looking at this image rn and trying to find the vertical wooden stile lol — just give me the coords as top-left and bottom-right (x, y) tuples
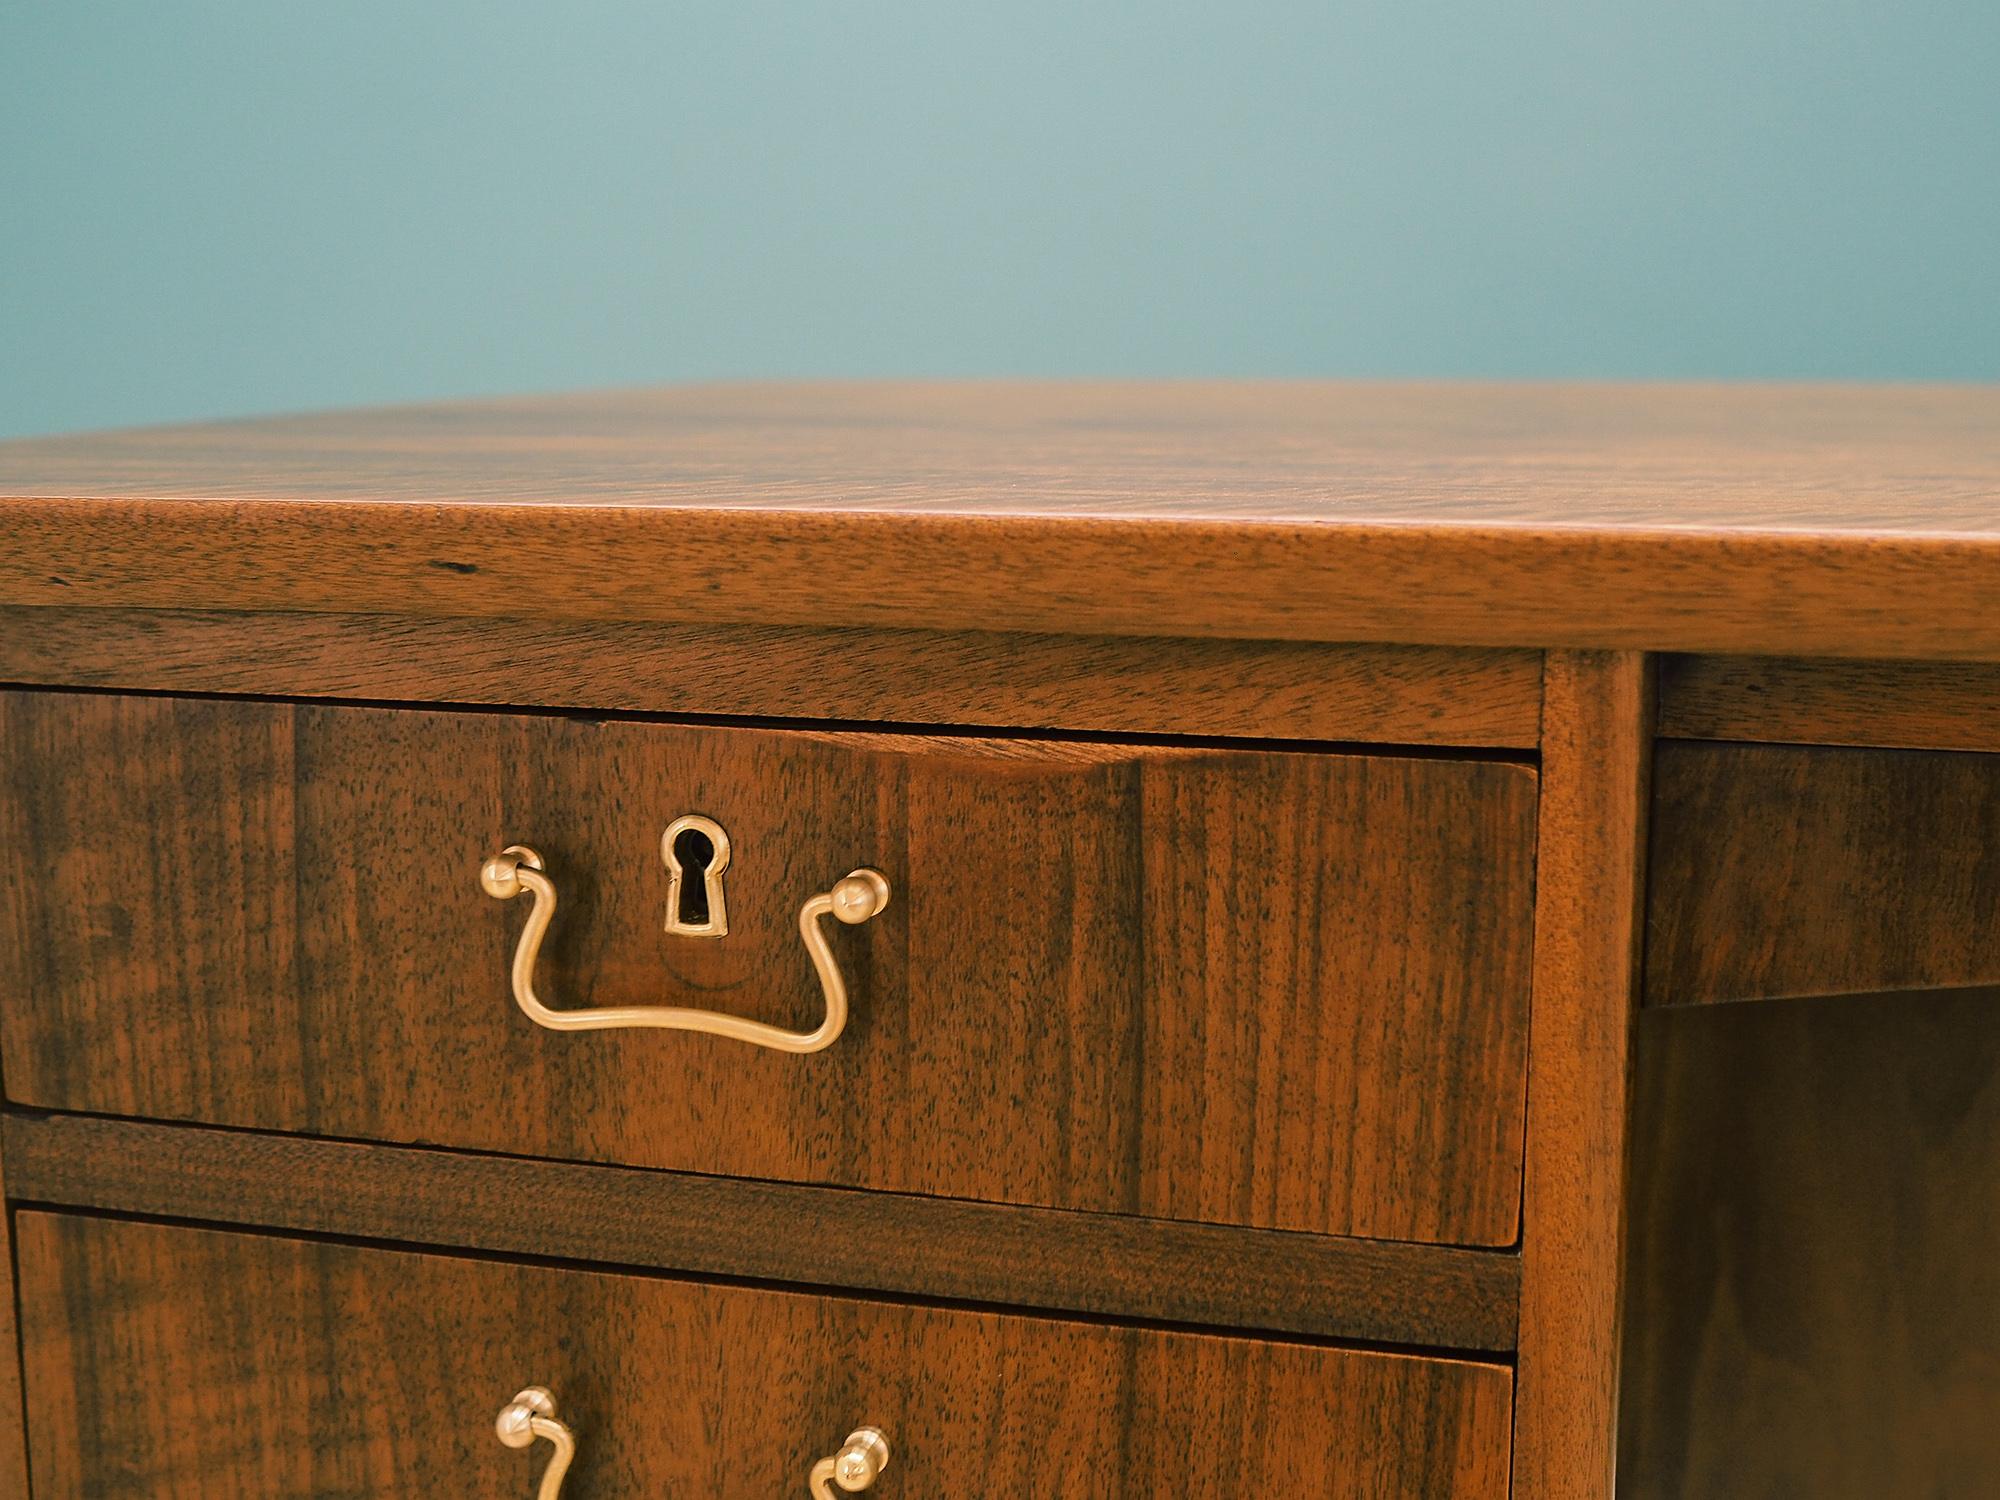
(1512, 650), (1655, 1498)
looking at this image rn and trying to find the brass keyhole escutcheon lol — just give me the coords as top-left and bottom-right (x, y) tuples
(661, 815), (731, 938)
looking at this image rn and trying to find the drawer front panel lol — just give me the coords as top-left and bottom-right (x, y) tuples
(15, 1213), (1513, 1499)
(0, 691), (1536, 1244)
(1647, 742), (2000, 1006)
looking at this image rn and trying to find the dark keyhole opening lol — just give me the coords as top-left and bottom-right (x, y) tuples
(672, 827), (716, 926)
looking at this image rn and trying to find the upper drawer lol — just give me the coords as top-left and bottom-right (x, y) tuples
(1647, 742), (2000, 1005)
(0, 690), (1537, 1246)
(17, 1212), (1514, 1498)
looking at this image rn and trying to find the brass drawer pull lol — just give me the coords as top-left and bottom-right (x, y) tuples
(811, 1428), (893, 1497)
(494, 1388), (890, 1497)
(480, 844), (890, 1053)
(495, 1388), (574, 1500)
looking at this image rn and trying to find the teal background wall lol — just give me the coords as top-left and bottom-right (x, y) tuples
(4, 2), (1997, 439)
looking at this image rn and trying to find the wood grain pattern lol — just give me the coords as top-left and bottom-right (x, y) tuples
(15, 1213), (1515, 1499)
(6, 381), (1998, 526)
(0, 607), (1545, 747)
(1659, 655), (2000, 751)
(1620, 987), (2000, 1497)
(0, 690), (1538, 1246)
(5, 383), (2000, 657)
(0, 1113), (27, 1498)
(1512, 652), (1654, 1500)
(0, 1112), (1521, 1352)
(1647, 743), (2000, 1006)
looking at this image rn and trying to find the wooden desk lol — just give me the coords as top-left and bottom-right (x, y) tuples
(1, 383), (1994, 1497)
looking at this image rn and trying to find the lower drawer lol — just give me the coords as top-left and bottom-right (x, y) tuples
(16, 1214), (1512, 1498)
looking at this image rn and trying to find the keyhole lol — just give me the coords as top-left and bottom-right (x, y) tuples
(672, 828), (715, 926)
(661, 814), (731, 938)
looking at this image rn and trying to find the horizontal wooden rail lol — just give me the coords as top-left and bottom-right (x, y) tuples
(1, 1112), (1520, 1353)
(1659, 655), (2000, 752)
(0, 607), (1544, 748)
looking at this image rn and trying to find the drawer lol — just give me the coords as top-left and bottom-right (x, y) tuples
(1647, 742), (2000, 1006)
(14, 1213), (1514, 1498)
(0, 690), (1537, 1245)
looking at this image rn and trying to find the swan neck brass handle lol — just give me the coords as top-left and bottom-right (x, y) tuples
(480, 845), (889, 1054)
(810, 1427), (892, 1497)
(495, 1388), (575, 1500)
(495, 1388), (889, 1498)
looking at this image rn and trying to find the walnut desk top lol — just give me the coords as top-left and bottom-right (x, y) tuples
(3, 380), (1997, 658)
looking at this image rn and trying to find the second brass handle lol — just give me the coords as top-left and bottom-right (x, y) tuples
(480, 844), (889, 1053)
(496, 1388), (889, 1498)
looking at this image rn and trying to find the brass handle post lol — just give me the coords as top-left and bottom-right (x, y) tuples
(495, 1388), (575, 1500)
(480, 845), (889, 1053)
(809, 1427), (892, 1497)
